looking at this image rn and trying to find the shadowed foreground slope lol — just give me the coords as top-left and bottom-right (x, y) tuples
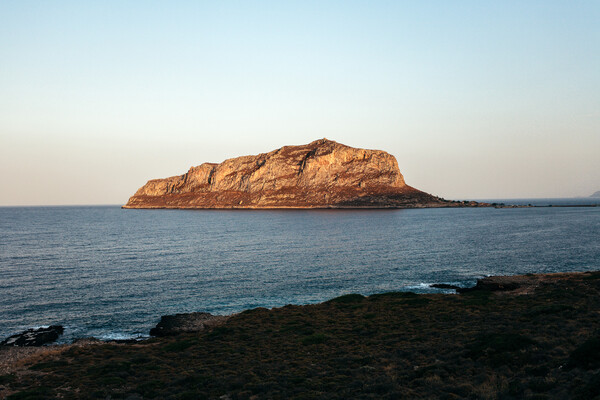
(3, 271), (600, 399)
(123, 139), (457, 209)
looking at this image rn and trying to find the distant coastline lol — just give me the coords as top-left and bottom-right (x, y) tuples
(474, 197), (600, 207)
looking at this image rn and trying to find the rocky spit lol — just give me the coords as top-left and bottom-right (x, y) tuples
(123, 139), (487, 209)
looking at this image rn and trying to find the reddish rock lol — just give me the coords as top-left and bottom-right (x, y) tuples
(123, 139), (478, 209)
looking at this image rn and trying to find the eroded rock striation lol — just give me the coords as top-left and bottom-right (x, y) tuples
(124, 139), (457, 209)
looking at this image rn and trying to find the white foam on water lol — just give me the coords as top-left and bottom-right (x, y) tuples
(97, 332), (148, 341)
(29, 325), (51, 330)
(402, 282), (469, 293)
(402, 283), (435, 291)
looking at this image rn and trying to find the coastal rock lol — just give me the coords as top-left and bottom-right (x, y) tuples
(457, 272), (600, 296)
(150, 312), (228, 337)
(124, 139), (468, 209)
(457, 276), (524, 294)
(456, 274), (562, 295)
(0, 326), (64, 347)
(430, 283), (461, 290)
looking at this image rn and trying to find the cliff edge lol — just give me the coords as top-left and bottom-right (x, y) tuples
(123, 139), (454, 209)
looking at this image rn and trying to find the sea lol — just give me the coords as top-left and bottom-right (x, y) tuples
(1, 198), (599, 343)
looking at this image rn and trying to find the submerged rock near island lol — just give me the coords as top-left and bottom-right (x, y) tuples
(124, 139), (458, 209)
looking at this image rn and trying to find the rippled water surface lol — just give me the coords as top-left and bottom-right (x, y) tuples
(1, 204), (599, 342)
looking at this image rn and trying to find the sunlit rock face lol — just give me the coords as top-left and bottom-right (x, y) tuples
(123, 139), (448, 209)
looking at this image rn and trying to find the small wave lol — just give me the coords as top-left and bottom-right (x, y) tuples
(403, 282), (468, 292)
(402, 283), (435, 291)
(29, 325), (52, 330)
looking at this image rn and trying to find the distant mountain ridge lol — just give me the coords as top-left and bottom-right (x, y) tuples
(591, 191), (600, 198)
(123, 139), (485, 209)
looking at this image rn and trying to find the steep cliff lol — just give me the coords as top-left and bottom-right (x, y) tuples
(123, 139), (451, 209)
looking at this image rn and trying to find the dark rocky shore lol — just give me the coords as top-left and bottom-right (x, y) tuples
(0, 326), (64, 348)
(2, 271), (600, 399)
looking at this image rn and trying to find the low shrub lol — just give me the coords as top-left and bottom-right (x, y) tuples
(327, 294), (365, 304)
(99, 376), (126, 386)
(163, 339), (196, 352)
(7, 386), (54, 400)
(137, 380), (164, 398)
(574, 372), (600, 399)
(175, 374), (209, 388)
(29, 360), (69, 371)
(568, 337), (600, 369)
(527, 304), (574, 316)
(0, 374), (15, 385)
(368, 291), (419, 300)
(279, 322), (314, 335)
(402, 297), (431, 306)
(87, 361), (131, 376)
(206, 326), (234, 340)
(461, 290), (493, 305)
(468, 333), (537, 366)
(301, 333), (326, 345)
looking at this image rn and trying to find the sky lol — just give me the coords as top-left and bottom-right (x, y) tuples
(1, 1), (598, 205)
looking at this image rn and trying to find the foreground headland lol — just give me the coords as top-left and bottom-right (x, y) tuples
(124, 139), (488, 209)
(2, 271), (600, 399)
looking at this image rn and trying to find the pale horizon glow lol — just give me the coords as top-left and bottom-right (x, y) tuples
(1, 1), (599, 205)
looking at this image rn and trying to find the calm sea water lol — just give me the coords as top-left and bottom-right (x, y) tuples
(1, 201), (599, 343)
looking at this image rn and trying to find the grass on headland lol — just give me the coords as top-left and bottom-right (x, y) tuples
(2, 271), (600, 399)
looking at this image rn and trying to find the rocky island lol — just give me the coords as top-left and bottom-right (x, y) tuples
(124, 139), (478, 209)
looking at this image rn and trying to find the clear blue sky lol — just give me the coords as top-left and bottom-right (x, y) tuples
(1, 1), (598, 205)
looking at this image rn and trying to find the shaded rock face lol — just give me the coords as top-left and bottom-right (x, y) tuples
(124, 139), (449, 209)
(1, 326), (64, 347)
(455, 273), (572, 295)
(457, 279), (521, 294)
(150, 312), (228, 337)
(430, 283), (461, 290)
